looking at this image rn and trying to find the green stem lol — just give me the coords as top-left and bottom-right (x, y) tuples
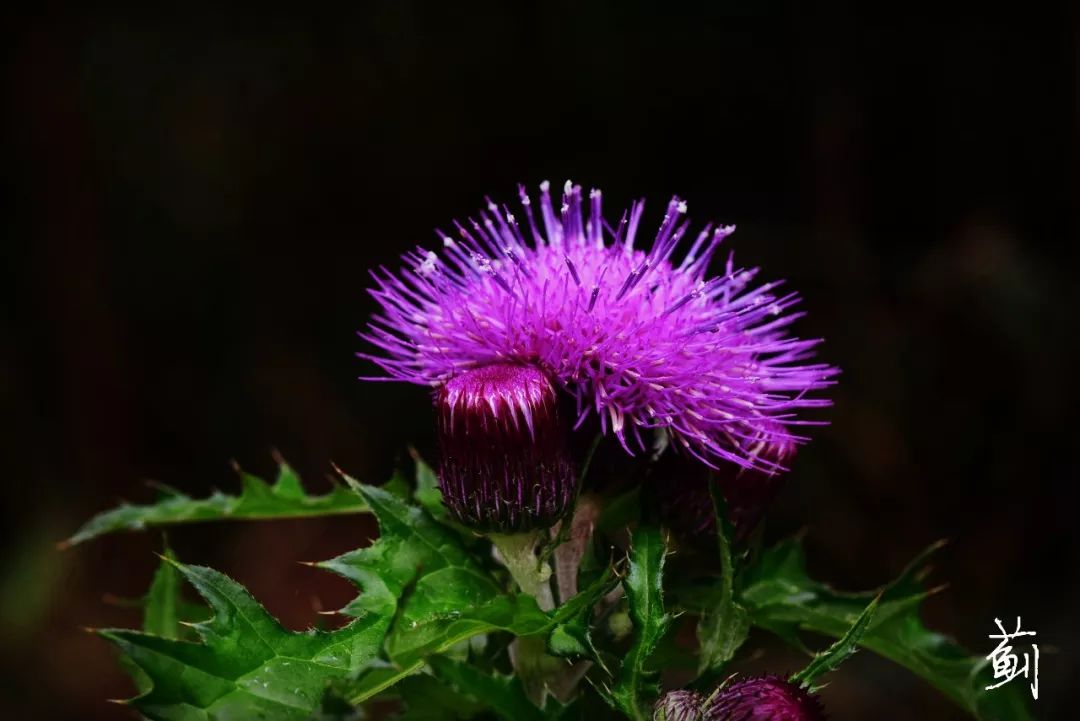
(490, 530), (554, 611)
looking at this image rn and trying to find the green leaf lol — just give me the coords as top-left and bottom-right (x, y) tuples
(324, 485), (617, 707)
(319, 485), (534, 705)
(695, 487), (750, 676)
(741, 539), (1032, 721)
(143, 545), (181, 639)
(611, 526), (672, 721)
(790, 594), (879, 689)
(393, 673), (486, 721)
(320, 484), (501, 663)
(547, 569), (618, 673)
(411, 450), (446, 520)
(64, 458), (368, 546)
(101, 560), (389, 721)
(428, 656), (549, 721)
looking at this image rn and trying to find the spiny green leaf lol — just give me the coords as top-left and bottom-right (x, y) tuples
(790, 594), (879, 689)
(143, 544), (180, 639)
(341, 586), (615, 706)
(547, 569), (618, 674)
(611, 526), (672, 721)
(65, 458), (368, 546)
(327, 488), (617, 707)
(101, 560), (388, 721)
(317, 484), (528, 705)
(428, 656), (549, 721)
(411, 450), (446, 520)
(741, 538), (1033, 721)
(695, 486), (750, 677)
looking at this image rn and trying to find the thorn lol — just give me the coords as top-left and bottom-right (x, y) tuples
(297, 560), (322, 567)
(229, 458), (242, 474)
(55, 539), (71, 551)
(144, 479), (183, 497)
(178, 620), (198, 628)
(106, 698), (130, 705)
(926, 582), (950, 596)
(153, 551), (182, 568)
(316, 610), (340, 616)
(330, 462), (363, 491)
(270, 447), (286, 465)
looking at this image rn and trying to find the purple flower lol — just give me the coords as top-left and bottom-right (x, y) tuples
(435, 363), (576, 531)
(361, 180), (835, 472)
(707, 676), (826, 721)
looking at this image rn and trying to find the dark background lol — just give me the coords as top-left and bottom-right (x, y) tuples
(2, 5), (1077, 720)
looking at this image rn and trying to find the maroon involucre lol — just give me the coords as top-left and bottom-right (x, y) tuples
(435, 363), (576, 532)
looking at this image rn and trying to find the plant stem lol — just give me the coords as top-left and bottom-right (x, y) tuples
(553, 493), (601, 603)
(490, 530), (554, 611)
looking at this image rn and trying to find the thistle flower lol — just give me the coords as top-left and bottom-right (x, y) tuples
(707, 676), (826, 721)
(436, 363), (576, 532)
(654, 689), (709, 721)
(361, 180), (835, 473)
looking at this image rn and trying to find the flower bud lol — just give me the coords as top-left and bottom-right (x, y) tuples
(653, 689), (708, 721)
(706, 676), (825, 721)
(436, 363), (577, 532)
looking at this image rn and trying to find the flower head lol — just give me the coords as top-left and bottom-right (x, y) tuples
(707, 676), (826, 721)
(654, 689), (708, 721)
(362, 181), (835, 471)
(436, 363), (576, 531)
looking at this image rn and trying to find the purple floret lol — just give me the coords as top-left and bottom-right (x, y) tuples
(361, 180), (836, 471)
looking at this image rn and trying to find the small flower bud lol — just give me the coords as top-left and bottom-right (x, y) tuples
(436, 363), (577, 532)
(706, 676), (825, 721)
(654, 689), (708, 721)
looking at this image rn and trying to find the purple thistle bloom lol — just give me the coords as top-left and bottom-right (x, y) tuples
(435, 363), (576, 532)
(361, 180), (836, 472)
(706, 676), (826, 721)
